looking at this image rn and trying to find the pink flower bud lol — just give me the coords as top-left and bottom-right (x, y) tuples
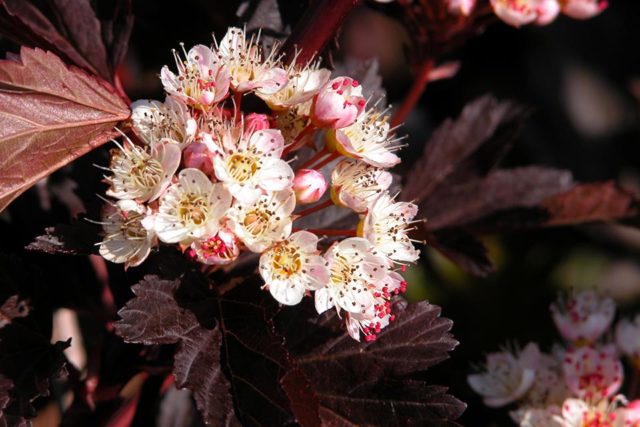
(245, 113), (271, 133)
(561, 0), (607, 19)
(311, 77), (366, 129)
(490, 0), (538, 27)
(448, 0), (475, 16)
(535, 0), (560, 25)
(183, 142), (214, 176)
(293, 169), (327, 204)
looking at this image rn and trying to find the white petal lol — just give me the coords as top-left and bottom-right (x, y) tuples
(257, 159), (294, 192)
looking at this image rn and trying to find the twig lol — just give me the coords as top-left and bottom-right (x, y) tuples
(391, 58), (434, 128)
(279, 0), (361, 66)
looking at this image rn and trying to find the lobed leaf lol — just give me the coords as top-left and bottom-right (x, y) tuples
(0, 0), (133, 83)
(0, 47), (130, 212)
(277, 299), (465, 426)
(114, 276), (238, 426)
(422, 166), (573, 230)
(402, 96), (524, 203)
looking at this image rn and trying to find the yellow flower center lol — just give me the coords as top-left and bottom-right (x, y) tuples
(227, 154), (259, 182)
(178, 193), (209, 225)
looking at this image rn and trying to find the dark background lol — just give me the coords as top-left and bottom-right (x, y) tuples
(2, 0), (640, 425)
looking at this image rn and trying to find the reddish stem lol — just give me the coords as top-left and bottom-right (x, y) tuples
(313, 152), (340, 170)
(296, 228), (357, 237)
(391, 59), (434, 128)
(283, 123), (316, 156)
(297, 147), (330, 170)
(295, 199), (334, 218)
(234, 92), (243, 121)
(279, 0), (361, 66)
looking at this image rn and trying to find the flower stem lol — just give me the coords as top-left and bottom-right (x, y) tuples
(296, 228), (357, 237)
(283, 123), (316, 156)
(391, 58), (434, 128)
(279, 0), (361, 66)
(313, 152), (340, 170)
(295, 199), (334, 218)
(297, 147), (329, 170)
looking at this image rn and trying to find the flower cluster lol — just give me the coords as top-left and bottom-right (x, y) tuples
(448, 0), (607, 27)
(97, 27), (421, 342)
(469, 290), (640, 426)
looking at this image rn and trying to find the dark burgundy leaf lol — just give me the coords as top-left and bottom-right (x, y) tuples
(0, 47), (131, 212)
(25, 222), (99, 255)
(0, 320), (70, 419)
(277, 299), (465, 426)
(318, 381), (463, 427)
(402, 96), (523, 203)
(429, 229), (494, 277)
(173, 324), (238, 427)
(114, 276), (238, 426)
(0, 375), (12, 427)
(422, 167), (573, 230)
(212, 281), (305, 426)
(0, 0), (133, 82)
(538, 181), (640, 226)
(0, 295), (29, 328)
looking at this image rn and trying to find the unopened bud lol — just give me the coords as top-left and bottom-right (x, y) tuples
(183, 142), (214, 176)
(293, 169), (327, 204)
(245, 113), (270, 133)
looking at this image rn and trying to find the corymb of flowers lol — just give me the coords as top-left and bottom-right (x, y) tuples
(97, 27), (420, 342)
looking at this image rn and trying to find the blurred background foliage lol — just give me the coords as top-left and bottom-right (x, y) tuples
(2, 0), (640, 425)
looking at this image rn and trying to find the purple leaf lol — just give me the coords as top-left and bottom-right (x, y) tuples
(114, 276), (238, 426)
(0, 47), (131, 212)
(0, 296), (29, 329)
(0, 0), (133, 82)
(422, 167), (573, 230)
(25, 222), (99, 256)
(402, 96), (523, 203)
(277, 299), (465, 425)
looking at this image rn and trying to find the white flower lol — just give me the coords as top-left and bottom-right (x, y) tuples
(161, 44), (230, 109)
(155, 168), (232, 244)
(523, 352), (569, 406)
(361, 193), (421, 264)
(259, 66), (331, 110)
(510, 406), (563, 427)
(99, 200), (156, 268)
(131, 97), (197, 147)
(105, 139), (181, 202)
(216, 27), (288, 94)
(467, 342), (540, 408)
(554, 397), (636, 427)
(259, 231), (329, 305)
(562, 345), (623, 401)
(213, 125), (294, 205)
(331, 159), (392, 213)
(189, 228), (239, 265)
(550, 290), (615, 344)
(228, 190), (296, 253)
(315, 237), (388, 316)
(328, 108), (401, 168)
(615, 315), (640, 360)
(344, 271), (405, 342)
(274, 102), (312, 144)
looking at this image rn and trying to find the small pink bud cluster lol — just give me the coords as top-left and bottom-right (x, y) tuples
(469, 290), (640, 427)
(97, 27), (421, 342)
(456, 0), (608, 28)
